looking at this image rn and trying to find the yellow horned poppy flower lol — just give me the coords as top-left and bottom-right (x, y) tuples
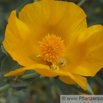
(2, 0), (103, 90)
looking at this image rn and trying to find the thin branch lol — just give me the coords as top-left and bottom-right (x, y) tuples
(77, 0), (86, 7)
(0, 84), (11, 92)
(20, 72), (40, 79)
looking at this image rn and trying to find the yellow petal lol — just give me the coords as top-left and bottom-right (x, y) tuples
(4, 62), (87, 90)
(45, 69), (87, 90)
(2, 10), (44, 67)
(71, 45), (103, 77)
(59, 76), (76, 84)
(33, 64), (57, 77)
(19, 0), (87, 45)
(59, 74), (87, 90)
(4, 67), (26, 77)
(4, 64), (57, 77)
(64, 25), (103, 77)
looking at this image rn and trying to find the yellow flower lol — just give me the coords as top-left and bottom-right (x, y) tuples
(2, 0), (103, 90)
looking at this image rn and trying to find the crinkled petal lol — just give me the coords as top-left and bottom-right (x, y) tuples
(19, 0), (87, 45)
(33, 64), (57, 77)
(59, 74), (87, 90)
(4, 64), (57, 77)
(63, 25), (103, 77)
(2, 10), (44, 67)
(4, 63), (87, 90)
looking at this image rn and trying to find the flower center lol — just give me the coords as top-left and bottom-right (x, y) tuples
(38, 34), (65, 63)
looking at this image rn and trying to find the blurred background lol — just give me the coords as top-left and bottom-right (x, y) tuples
(0, 0), (103, 103)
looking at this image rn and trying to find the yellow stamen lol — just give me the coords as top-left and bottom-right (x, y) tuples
(38, 34), (65, 63)
(51, 63), (59, 70)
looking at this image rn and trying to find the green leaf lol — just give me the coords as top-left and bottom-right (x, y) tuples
(5, 89), (19, 103)
(0, 73), (11, 92)
(10, 80), (28, 91)
(1, 54), (22, 83)
(13, 86), (28, 91)
(9, 80), (27, 87)
(0, 46), (29, 90)
(1, 45), (8, 56)
(1, 45), (22, 79)
(17, 90), (30, 102)
(1, 56), (22, 75)
(5, 89), (30, 103)
(0, 76), (7, 87)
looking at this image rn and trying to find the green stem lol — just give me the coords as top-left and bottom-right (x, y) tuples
(87, 83), (94, 95)
(55, 85), (63, 95)
(0, 84), (11, 92)
(33, 0), (39, 2)
(77, 0), (86, 6)
(20, 72), (40, 80)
